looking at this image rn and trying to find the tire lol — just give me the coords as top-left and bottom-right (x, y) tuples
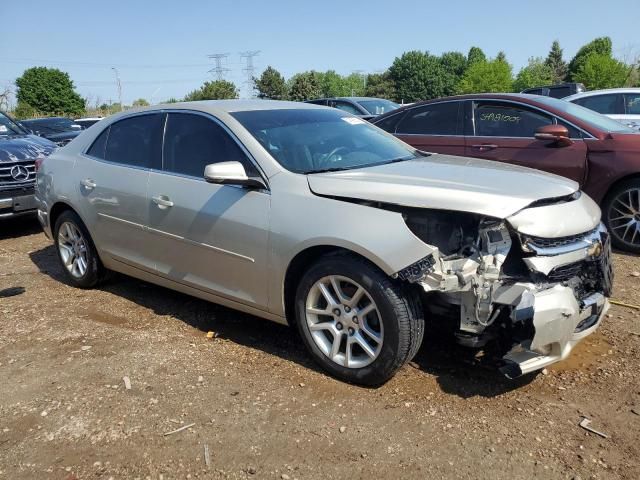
(53, 210), (107, 288)
(602, 179), (640, 253)
(294, 252), (424, 386)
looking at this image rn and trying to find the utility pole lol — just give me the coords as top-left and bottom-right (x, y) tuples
(207, 53), (230, 80)
(111, 67), (123, 111)
(239, 50), (261, 98)
(352, 70), (367, 91)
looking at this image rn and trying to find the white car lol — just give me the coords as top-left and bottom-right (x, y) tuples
(564, 88), (640, 130)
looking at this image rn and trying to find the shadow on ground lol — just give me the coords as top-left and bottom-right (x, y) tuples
(29, 244), (534, 398)
(0, 216), (42, 240)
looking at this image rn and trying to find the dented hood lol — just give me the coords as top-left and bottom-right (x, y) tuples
(307, 155), (578, 219)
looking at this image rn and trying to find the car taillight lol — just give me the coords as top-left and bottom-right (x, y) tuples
(34, 157), (45, 172)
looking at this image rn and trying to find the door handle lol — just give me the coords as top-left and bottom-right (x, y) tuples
(471, 144), (499, 152)
(80, 178), (97, 190)
(152, 195), (174, 209)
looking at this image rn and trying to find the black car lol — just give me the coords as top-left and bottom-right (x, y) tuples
(19, 117), (82, 146)
(305, 97), (399, 120)
(521, 82), (586, 99)
(0, 111), (56, 219)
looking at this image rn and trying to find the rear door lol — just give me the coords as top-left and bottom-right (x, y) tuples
(393, 101), (465, 155)
(74, 113), (162, 270)
(464, 100), (587, 184)
(146, 111), (270, 308)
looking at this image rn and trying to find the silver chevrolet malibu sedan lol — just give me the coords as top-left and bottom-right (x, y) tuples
(35, 100), (613, 385)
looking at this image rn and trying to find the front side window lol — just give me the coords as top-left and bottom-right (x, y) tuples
(162, 113), (251, 178)
(396, 102), (459, 135)
(573, 94), (623, 115)
(474, 102), (551, 137)
(358, 99), (399, 115)
(105, 114), (162, 168)
(231, 108), (418, 174)
(624, 93), (640, 115)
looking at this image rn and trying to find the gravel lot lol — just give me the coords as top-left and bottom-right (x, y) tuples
(1, 216), (639, 479)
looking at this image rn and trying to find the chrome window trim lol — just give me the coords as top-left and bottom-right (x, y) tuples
(470, 98), (595, 139)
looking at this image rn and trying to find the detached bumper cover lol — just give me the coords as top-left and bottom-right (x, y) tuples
(501, 286), (608, 378)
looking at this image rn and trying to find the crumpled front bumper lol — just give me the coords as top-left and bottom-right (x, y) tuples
(500, 285), (608, 378)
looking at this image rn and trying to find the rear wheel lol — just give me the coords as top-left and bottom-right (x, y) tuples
(294, 253), (424, 386)
(603, 179), (640, 253)
(53, 210), (107, 288)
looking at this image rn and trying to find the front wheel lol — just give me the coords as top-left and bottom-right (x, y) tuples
(294, 253), (424, 386)
(603, 179), (640, 253)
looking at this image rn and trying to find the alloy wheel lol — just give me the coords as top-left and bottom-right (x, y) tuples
(608, 188), (640, 248)
(57, 221), (89, 279)
(305, 275), (383, 368)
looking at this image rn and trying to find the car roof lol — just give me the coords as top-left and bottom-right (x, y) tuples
(21, 116), (69, 123)
(564, 88), (640, 100)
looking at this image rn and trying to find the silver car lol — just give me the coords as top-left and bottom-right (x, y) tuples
(564, 88), (640, 130)
(36, 100), (613, 385)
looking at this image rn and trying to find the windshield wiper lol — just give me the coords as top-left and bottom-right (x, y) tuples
(304, 166), (352, 174)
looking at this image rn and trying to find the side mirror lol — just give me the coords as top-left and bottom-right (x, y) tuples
(534, 124), (572, 147)
(204, 161), (265, 189)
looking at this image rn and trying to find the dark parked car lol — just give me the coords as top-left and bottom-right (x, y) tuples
(0, 111), (56, 218)
(373, 93), (640, 252)
(19, 117), (82, 146)
(305, 97), (399, 120)
(521, 82), (585, 99)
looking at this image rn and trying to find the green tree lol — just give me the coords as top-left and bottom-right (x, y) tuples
(288, 72), (322, 101)
(132, 98), (150, 107)
(496, 51), (507, 63)
(513, 57), (554, 91)
(254, 66), (288, 99)
(457, 59), (513, 94)
(364, 71), (395, 99)
(184, 80), (238, 101)
(545, 40), (568, 84)
(467, 46), (487, 66)
(164, 98), (179, 104)
(15, 67), (85, 116)
(573, 53), (631, 89)
(318, 70), (347, 97)
(568, 37), (612, 80)
(344, 73), (366, 96)
(389, 51), (449, 102)
(439, 51), (468, 96)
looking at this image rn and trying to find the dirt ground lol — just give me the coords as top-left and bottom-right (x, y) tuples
(0, 216), (639, 480)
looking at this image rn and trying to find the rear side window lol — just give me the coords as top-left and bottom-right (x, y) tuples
(573, 94), (623, 115)
(86, 127), (109, 159)
(474, 102), (551, 137)
(374, 112), (405, 133)
(162, 113), (252, 178)
(396, 102), (460, 135)
(331, 101), (361, 115)
(548, 86), (570, 98)
(105, 114), (162, 168)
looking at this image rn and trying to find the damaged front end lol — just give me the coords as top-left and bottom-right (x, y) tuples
(392, 198), (613, 378)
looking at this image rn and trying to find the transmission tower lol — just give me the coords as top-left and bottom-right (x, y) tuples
(239, 50), (261, 97)
(207, 53), (230, 80)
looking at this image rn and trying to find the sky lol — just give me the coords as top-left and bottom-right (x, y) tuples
(2, 0), (639, 106)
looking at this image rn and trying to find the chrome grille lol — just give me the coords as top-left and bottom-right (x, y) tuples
(525, 228), (598, 250)
(0, 160), (36, 189)
(547, 261), (584, 281)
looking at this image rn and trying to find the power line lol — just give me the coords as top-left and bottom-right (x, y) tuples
(207, 53), (230, 80)
(239, 50), (261, 97)
(0, 57), (212, 69)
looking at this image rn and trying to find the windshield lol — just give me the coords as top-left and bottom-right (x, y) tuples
(0, 111), (27, 136)
(21, 117), (78, 134)
(231, 108), (417, 174)
(535, 96), (637, 133)
(357, 99), (400, 115)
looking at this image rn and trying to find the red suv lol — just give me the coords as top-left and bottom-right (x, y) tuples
(374, 93), (640, 252)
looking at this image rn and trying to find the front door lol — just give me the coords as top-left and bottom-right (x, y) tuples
(464, 100), (588, 184)
(146, 112), (270, 308)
